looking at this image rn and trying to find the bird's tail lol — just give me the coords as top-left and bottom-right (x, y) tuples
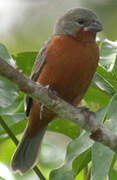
(11, 127), (46, 174)
(11, 99), (54, 174)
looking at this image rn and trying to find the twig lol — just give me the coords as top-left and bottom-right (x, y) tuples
(33, 166), (45, 180)
(0, 116), (18, 145)
(0, 58), (117, 153)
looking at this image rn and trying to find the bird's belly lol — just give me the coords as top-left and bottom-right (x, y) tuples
(50, 59), (97, 104)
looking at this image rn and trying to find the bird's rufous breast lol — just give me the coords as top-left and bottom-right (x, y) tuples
(38, 33), (99, 105)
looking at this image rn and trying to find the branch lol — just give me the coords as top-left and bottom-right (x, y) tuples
(0, 58), (117, 153)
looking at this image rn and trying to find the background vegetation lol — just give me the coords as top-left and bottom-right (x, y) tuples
(0, 0), (117, 180)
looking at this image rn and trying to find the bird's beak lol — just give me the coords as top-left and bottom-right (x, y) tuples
(84, 20), (103, 32)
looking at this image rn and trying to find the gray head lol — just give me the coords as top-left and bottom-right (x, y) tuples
(54, 8), (103, 36)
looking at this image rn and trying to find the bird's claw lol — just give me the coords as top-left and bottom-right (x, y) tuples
(77, 106), (96, 119)
(40, 104), (44, 120)
(45, 85), (58, 99)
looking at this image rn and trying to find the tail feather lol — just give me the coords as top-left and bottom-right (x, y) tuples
(11, 127), (46, 174)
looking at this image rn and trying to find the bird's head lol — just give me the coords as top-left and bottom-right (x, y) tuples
(54, 8), (103, 36)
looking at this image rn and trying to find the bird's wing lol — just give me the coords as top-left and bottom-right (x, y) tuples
(30, 37), (51, 81)
(25, 38), (52, 116)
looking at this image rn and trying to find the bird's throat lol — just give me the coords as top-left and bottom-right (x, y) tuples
(73, 29), (96, 43)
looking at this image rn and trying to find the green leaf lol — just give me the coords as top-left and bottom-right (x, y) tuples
(75, 170), (84, 180)
(39, 142), (65, 169)
(12, 52), (37, 75)
(48, 119), (80, 139)
(0, 44), (18, 108)
(113, 56), (117, 79)
(91, 143), (114, 180)
(0, 76), (18, 108)
(97, 65), (117, 90)
(84, 86), (110, 107)
(0, 43), (16, 67)
(72, 149), (91, 176)
(0, 138), (15, 163)
(0, 93), (24, 115)
(0, 119), (26, 143)
(0, 96), (25, 140)
(92, 72), (115, 95)
(0, 98), (24, 126)
(99, 39), (117, 72)
(109, 169), (117, 180)
(105, 93), (117, 133)
(95, 106), (108, 123)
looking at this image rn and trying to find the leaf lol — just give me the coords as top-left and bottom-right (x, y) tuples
(109, 169), (117, 180)
(91, 143), (114, 180)
(0, 77), (18, 108)
(0, 96), (25, 140)
(49, 132), (93, 180)
(0, 43), (16, 67)
(72, 149), (91, 175)
(0, 119), (26, 143)
(84, 86), (110, 107)
(48, 119), (80, 139)
(75, 170), (84, 180)
(0, 138), (15, 163)
(92, 72), (115, 95)
(99, 39), (117, 72)
(113, 56), (117, 79)
(95, 106), (108, 124)
(97, 65), (117, 90)
(0, 98), (24, 127)
(12, 52), (37, 75)
(39, 142), (65, 169)
(105, 93), (117, 133)
(0, 44), (18, 108)
(0, 92), (24, 115)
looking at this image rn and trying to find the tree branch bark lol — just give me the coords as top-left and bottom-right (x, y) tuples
(0, 57), (117, 153)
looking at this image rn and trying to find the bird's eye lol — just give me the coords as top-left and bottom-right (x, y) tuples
(77, 19), (85, 25)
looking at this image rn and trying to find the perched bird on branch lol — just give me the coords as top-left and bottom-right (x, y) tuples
(11, 8), (102, 173)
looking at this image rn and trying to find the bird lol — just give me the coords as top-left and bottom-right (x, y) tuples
(11, 7), (103, 174)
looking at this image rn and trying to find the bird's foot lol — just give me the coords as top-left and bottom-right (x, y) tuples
(77, 106), (96, 117)
(45, 85), (58, 100)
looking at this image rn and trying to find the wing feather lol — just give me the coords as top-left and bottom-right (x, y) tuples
(25, 38), (51, 116)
